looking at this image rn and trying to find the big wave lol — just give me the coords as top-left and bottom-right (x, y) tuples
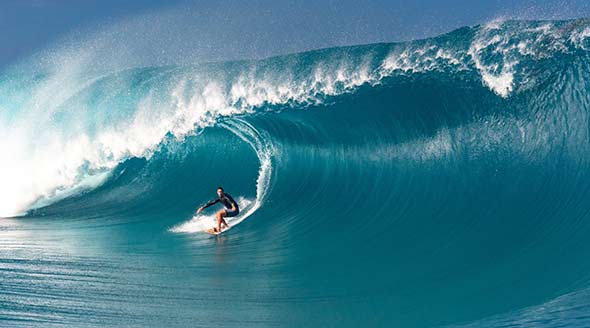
(1, 18), (590, 327)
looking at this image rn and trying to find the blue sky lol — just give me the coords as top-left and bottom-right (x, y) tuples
(1, 0), (590, 69)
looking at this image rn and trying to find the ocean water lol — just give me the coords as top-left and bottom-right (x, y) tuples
(1, 18), (590, 327)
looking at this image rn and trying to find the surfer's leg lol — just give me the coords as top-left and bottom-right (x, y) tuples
(216, 210), (223, 232)
(216, 210), (228, 232)
(221, 210), (229, 229)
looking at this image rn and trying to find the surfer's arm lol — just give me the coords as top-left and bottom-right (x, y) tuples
(198, 198), (219, 213)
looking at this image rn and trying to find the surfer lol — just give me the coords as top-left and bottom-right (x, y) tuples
(197, 186), (239, 233)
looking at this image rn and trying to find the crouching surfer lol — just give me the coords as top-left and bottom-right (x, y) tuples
(197, 186), (239, 233)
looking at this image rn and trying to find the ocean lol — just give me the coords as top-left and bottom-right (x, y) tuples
(1, 18), (590, 327)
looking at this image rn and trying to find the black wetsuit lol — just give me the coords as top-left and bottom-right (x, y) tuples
(202, 193), (240, 217)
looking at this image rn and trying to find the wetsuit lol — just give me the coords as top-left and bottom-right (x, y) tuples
(202, 193), (240, 217)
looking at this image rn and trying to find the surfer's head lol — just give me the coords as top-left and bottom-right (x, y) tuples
(217, 186), (224, 197)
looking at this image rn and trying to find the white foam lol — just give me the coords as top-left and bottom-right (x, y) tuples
(570, 27), (590, 50)
(467, 26), (515, 98)
(169, 214), (214, 233)
(169, 197), (254, 233)
(483, 18), (505, 31)
(379, 44), (468, 78)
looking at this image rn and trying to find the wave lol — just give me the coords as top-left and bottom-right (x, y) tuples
(2, 17), (590, 326)
(1, 18), (588, 218)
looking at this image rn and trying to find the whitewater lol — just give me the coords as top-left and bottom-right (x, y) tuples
(1, 18), (590, 327)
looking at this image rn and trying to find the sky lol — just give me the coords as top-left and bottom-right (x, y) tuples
(1, 0), (590, 70)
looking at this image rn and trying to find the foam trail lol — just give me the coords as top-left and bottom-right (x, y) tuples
(169, 197), (254, 233)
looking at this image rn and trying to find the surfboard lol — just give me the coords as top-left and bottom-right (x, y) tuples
(206, 227), (223, 235)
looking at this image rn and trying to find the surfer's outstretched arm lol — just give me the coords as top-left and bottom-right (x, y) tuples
(197, 198), (219, 213)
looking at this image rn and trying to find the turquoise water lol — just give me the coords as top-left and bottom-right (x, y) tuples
(2, 19), (590, 327)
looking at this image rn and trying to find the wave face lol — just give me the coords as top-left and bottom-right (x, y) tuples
(2, 18), (590, 327)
